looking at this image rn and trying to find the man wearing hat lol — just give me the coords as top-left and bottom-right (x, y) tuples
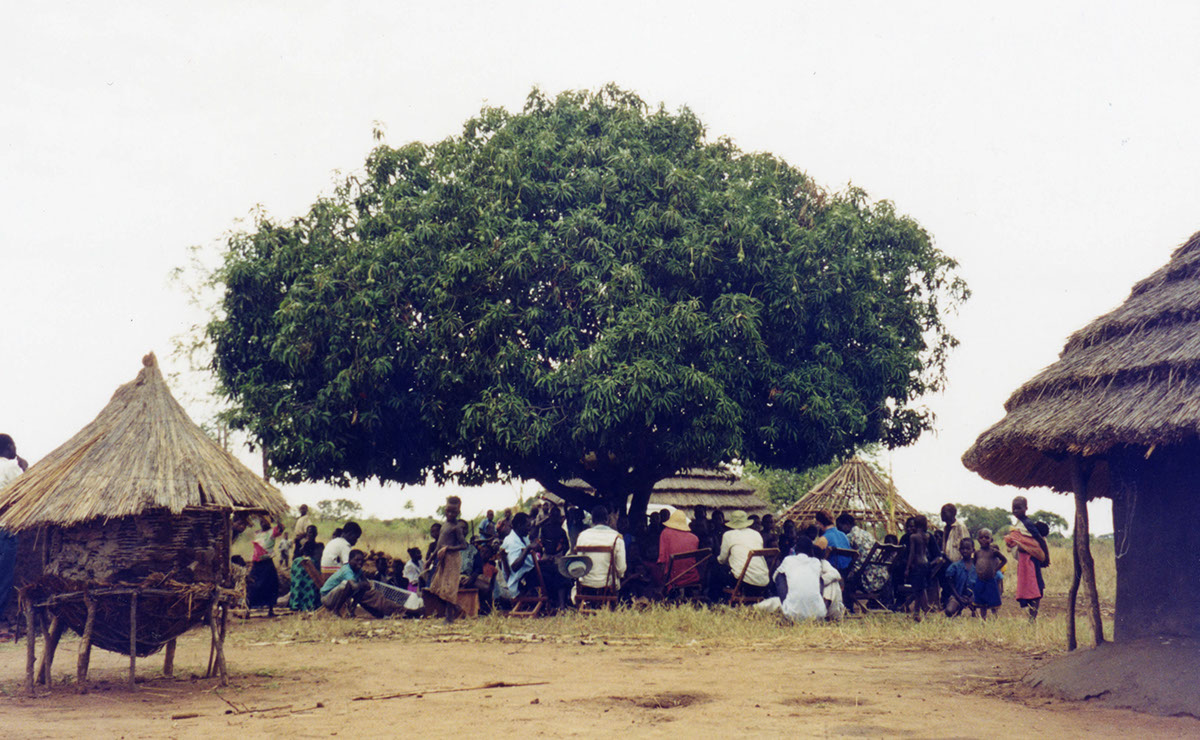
(657, 509), (701, 591)
(717, 509), (770, 596)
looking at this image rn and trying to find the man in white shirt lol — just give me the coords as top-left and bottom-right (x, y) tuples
(575, 504), (626, 590)
(773, 536), (827, 622)
(718, 509), (770, 592)
(0, 434), (26, 626)
(0, 434), (25, 487)
(321, 521), (361, 575)
(500, 512), (540, 597)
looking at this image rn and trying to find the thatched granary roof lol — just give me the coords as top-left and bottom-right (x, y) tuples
(550, 469), (771, 516)
(0, 353), (288, 530)
(779, 457), (919, 531)
(963, 231), (1200, 498)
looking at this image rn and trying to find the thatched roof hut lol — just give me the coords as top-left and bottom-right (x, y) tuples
(0, 353), (286, 530)
(0, 353), (286, 689)
(550, 469), (771, 518)
(779, 457), (918, 534)
(963, 230), (1200, 643)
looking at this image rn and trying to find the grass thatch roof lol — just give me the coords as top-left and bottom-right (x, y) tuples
(551, 469), (771, 517)
(779, 457), (918, 532)
(0, 353), (288, 530)
(963, 230), (1200, 498)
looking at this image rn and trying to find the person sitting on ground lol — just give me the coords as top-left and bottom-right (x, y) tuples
(944, 539), (977, 617)
(320, 549), (372, 616)
(972, 529), (1006, 619)
(906, 515), (931, 622)
(321, 521), (361, 576)
(288, 525), (325, 612)
(657, 509), (702, 595)
(812, 537), (845, 620)
(766, 536), (826, 622)
(478, 509), (498, 541)
(816, 510), (853, 574)
(500, 512), (541, 600)
(717, 509), (770, 598)
(400, 547), (423, 591)
(575, 504), (627, 599)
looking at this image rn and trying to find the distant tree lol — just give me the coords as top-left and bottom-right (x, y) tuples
(205, 85), (968, 524)
(316, 498), (363, 520)
(957, 504), (1011, 536)
(1032, 509), (1070, 535)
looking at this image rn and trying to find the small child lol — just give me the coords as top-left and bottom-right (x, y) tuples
(972, 528), (1007, 619)
(943, 539), (977, 617)
(906, 515), (931, 622)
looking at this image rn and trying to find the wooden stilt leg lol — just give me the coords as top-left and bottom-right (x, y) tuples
(217, 603), (228, 686)
(38, 614), (64, 687)
(1067, 536), (1082, 651)
(163, 638), (176, 677)
(1075, 489), (1105, 646)
(128, 592), (138, 689)
(25, 601), (36, 696)
(78, 595), (96, 691)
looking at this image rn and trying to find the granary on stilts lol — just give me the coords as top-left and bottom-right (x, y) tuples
(550, 468), (771, 519)
(779, 457), (918, 536)
(0, 353), (287, 693)
(963, 231), (1200, 714)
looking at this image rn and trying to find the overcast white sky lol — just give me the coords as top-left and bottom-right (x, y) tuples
(5, 2), (1200, 530)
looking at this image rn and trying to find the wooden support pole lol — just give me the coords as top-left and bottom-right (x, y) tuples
(24, 601), (36, 696)
(38, 614), (64, 687)
(1070, 457), (1106, 648)
(128, 592), (138, 689)
(163, 638), (176, 677)
(77, 594), (96, 689)
(1067, 534), (1082, 651)
(212, 599), (228, 686)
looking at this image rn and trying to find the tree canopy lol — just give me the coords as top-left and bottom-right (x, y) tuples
(206, 85), (968, 517)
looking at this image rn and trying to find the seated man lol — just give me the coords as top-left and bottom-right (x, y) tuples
(816, 510), (853, 574)
(717, 509), (769, 597)
(499, 512), (541, 599)
(657, 509), (702, 592)
(574, 504), (627, 595)
(321, 521), (362, 576)
(320, 549), (371, 615)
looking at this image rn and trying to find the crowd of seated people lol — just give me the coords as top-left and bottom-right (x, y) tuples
(258, 497), (1052, 623)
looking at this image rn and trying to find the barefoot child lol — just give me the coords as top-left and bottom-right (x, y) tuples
(906, 515), (931, 622)
(943, 539), (976, 617)
(973, 528), (1007, 619)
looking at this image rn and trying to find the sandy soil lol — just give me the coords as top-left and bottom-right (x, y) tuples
(1, 627), (1195, 739)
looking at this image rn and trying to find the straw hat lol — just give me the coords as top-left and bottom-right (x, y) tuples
(556, 554), (593, 580)
(663, 509), (691, 532)
(726, 510), (752, 529)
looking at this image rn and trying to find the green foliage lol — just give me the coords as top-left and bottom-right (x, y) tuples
(1032, 509), (1069, 535)
(316, 498), (363, 520)
(957, 504), (1012, 535)
(742, 446), (883, 510)
(205, 85), (968, 516)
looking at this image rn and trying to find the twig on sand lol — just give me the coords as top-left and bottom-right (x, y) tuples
(212, 692), (297, 716)
(353, 680), (549, 702)
(956, 674), (1017, 683)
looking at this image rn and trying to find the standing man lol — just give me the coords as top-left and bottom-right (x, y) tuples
(0, 434), (26, 630)
(938, 504), (970, 607)
(293, 504), (312, 548)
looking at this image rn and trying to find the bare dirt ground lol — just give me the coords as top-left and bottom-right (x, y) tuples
(1, 623), (1196, 739)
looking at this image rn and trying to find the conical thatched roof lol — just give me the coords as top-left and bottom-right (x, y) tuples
(550, 469), (771, 516)
(963, 231), (1200, 498)
(779, 457), (918, 531)
(0, 353), (287, 530)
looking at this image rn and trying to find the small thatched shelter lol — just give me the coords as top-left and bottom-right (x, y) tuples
(0, 353), (287, 691)
(964, 231), (1200, 648)
(779, 457), (918, 535)
(549, 468), (771, 518)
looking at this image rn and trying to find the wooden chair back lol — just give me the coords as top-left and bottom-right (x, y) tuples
(574, 542), (619, 613)
(664, 548), (711, 599)
(845, 543), (906, 613)
(727, 548), (779, 605)
(507, 557), (548, 618)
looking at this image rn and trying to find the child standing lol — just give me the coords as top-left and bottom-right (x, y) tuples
(972, 528), (1007, 619)
(906, 515), (931, 622)
(943, 539), (977, 617)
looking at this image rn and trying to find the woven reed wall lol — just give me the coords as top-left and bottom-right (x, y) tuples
(44, 508), (228, 584)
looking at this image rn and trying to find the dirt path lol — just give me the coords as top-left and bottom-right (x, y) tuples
(1, 630), (1194, 738)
